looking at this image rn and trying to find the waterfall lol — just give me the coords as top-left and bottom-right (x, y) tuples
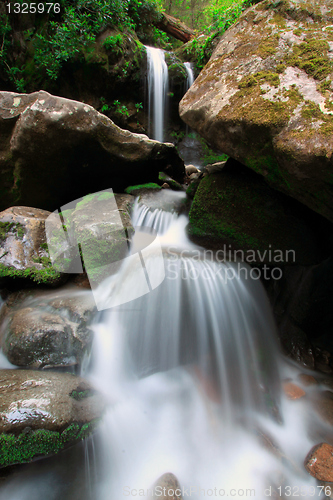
(184, 62), (194, 90)
(1, 195), (327, 499)
(145, 46), (169, 143)
(87, 197), (319, 499)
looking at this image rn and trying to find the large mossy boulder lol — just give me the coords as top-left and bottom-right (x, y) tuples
(188, 160), (323, 265)
(180, 0), (333, 223)
(0, 91), (184, 212)
(0, 206), (64, 286)
(0, 369), (105, 468)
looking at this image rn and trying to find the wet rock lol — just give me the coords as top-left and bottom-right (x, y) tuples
(0, 206), (65, 287)
(205, 161), (226, 175)
(282, 381), (305, 400)
(180, 0), (333, 223)
(188, 159), (322, 265)
(153, 473), (183, 500)
(0, 91), (184, 212)
(189, 172), (200, 181)
(305, 443), (333, 482)
(162, 183), (171, 189)
(0, 288), (95, 369)
(64, 192), (134, 285)
(0, 369), (105, 468)
(266, 258), (333, 370)
(185, 164), (199, 176)
(159, 172), (184, 191)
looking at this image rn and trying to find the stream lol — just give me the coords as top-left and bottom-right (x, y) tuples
(1, 191), (331, 499)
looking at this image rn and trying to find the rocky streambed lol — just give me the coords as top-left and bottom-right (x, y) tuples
(1, 0), (333, 491)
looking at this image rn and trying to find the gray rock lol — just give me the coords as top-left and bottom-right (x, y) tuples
(0, 91), (184, 211)
(0, 288), (95, 369)
(153, 473), (183, 500)
(185, 164), (199, 176)
(0, 369), (105, 468)
(180, 0), (333, 223)
(0, 206), (65, 286)
(205, 161), (226, 174)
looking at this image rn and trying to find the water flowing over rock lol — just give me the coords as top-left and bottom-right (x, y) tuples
(179, 0), (333, 223)
(0, 369), (105, 468)
(0, 288), (95, 369)
(0, 91), (184, 212)
(146, 46), (169, 142)
(0, 206), (65, 286)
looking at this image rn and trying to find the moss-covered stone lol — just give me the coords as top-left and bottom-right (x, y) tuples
(180, 0), (333, 223)
(125, 183), (161, 195)
(0, 420), (99, 468)
(188, 160), (321, 265)
(0, 369), (105, 468)
(0, 206), (65, 287)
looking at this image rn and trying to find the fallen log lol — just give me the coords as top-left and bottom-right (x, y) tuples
(155, 13), (195, 43)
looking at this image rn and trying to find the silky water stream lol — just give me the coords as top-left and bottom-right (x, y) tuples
(0, 191), (332, 500)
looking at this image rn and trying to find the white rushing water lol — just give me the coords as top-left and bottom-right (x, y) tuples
(88, 197), (325, 500)
(184, 62), (194, 90)
(146, 46), (169, 143)
(1, 194), (331, 500)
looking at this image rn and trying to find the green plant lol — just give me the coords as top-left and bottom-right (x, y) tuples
(100, 97), (110, 114)
(112, 100), (129, 117)
(135, 102), (143, 112)
(103, 33), (124, 52)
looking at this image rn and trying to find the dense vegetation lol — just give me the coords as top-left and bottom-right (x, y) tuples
(0, 0), (167, 91)
(0, 0), (260, 92)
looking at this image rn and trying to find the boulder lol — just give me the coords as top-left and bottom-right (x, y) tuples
(0, 287), (95, 369)
(180, 0), (333, 223)
(188, 159), (322, 265)
(0, 369), (105, 468)
(0, 206), (65, 286)
(153, 473), (183, 500)
(305, 443), (333, 482)
(266, 257), (333, 370)
(185, 164), (199, 176)
(57, 192), (135, 285)
(0, 91), (184, 212)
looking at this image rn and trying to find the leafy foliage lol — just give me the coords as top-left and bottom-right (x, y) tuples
(0, 0), (160, 89)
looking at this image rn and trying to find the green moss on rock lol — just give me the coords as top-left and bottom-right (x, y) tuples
(125, 183), (161, 194)
(285, 39), (332, 80)
(0, 263), (62, 285)
(0, 419), (100, 468)
(188, 162), (320, 265)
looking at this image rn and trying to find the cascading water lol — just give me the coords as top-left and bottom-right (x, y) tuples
(184, 62), (194, 90)
(1, 192), (331, 500)
(146, 46), (169, 142)
(87, 194), (324, 499)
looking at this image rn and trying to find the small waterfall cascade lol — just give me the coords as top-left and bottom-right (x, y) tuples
(88, 195), (321, 499)
(1, 194), (329, 500)
(184, 61), (194, 90)
(145, 46), (169, 142)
